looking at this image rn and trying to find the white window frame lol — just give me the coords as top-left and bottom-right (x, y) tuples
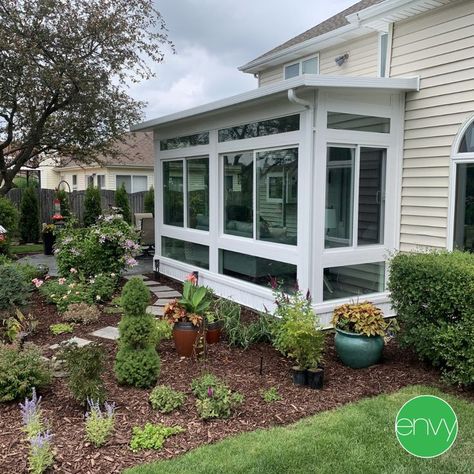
(115, 174), (149, 193)
(72, 174), (77, 191)
(378, 31), (390, 78)
(283, 54), (319, 80)
(266, 172), (284, 203)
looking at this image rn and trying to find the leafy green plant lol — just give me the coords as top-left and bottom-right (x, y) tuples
(115, 278), (160, 388)
(191, 374), (243, 420)
(0, 345), (52, 402)
(130, 423), (184, 452)
(0, 265), (29, 310)
(389, 250), (474, 386)
(261, 387), (282, 403)
(28, 431), (54, 474)
(149, 385), (186, 413)
(154, 319), (173, 344)
(179, 280), (212, 315)
(39, 278), (92, 312)
(19, 186), (40, 243)
(0, 196), (18, 255)
(332, 302), (387, 337)
(144, 186), (155, 215)
(62, 303), (101, 325)
(115, 183), (132, 224)
(83, 186), (102, 227)
(59, 342), (106, 405)
(85, 399), (115, 448)
(50, 323), (74, 335)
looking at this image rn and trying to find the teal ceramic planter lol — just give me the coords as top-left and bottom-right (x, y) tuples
(334, 328), (384, 369)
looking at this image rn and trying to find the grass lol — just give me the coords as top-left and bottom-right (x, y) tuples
(10, 243), (43, 254)
(126, 386), (474, 474)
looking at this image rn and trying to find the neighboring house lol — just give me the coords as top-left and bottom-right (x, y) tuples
(39, 132), (154, 193)
(132, 0), (474, 324)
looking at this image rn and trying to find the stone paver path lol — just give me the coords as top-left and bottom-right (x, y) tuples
(146, 306), (165, 316)
(90, 326), (120, 341)
(50, 336), (91, 350)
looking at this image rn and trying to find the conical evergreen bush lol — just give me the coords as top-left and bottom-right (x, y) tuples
(83, 186), (101, 227)
(19, 186), (39, 243)
(115, 183), (131, 224)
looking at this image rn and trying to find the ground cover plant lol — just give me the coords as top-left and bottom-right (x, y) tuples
(130, 423), (184, 453)
(149, 385), (186, 413)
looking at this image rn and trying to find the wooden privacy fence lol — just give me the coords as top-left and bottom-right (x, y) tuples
(6, 188), (147, 225)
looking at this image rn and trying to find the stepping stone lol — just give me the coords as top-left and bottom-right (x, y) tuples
(143, 280), (162, 286)
(150, 285), (175, 293)
(152, 291), (181, 298)
(154, 299), (175, 307)
(90, 326), (119, 341)
(49, 337), (91, 350)
(124, 274), (149, 280)
(146, 306), (165, 316)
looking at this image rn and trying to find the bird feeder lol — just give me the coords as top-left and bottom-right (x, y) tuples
(52, 198), (64, 222)
(0, 225), (7, 243)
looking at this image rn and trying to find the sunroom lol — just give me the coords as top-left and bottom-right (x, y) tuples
(133, 75), (419, 325)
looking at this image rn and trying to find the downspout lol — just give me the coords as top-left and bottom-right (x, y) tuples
(287, 88), (312, 109)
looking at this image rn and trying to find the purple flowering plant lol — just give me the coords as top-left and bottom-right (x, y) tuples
(19, 388), (44, 439)
(84, 398), (116, 447)
(28, 431), (54, 474)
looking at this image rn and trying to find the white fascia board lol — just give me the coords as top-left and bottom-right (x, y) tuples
(131, 75), (419, 132)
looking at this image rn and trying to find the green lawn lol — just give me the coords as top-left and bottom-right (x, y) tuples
(126, 386), (474, 474)
(10, 243), (43, 254)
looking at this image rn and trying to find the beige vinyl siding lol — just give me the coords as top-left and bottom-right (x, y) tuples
(390, 0), (474, 251)
(257, 32), (380, 87)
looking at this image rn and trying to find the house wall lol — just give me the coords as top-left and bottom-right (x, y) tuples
(258, 32), (380, 87)
(390, 0), (474, 250)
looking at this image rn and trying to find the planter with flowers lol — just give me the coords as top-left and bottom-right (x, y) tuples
(331, 301), (395, 369)
(163, 274), (212, 357)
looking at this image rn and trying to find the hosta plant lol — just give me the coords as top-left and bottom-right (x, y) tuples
(332, 301), (387, 337)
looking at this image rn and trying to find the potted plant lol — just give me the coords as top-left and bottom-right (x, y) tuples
(204, 309), (223, 344)
(331, 301), (391, 369)
(42, 224), (56, 255)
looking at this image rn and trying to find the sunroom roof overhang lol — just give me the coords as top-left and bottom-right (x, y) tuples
(132, 75), (419, 132)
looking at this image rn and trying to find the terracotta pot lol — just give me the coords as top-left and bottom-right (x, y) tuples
(206, 321), (222, 344)
(173, 322), (199, 357)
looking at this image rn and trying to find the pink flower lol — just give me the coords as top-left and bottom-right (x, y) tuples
(186, 273), (198, 285)
(31, 278), (44, 288)
(70, 268), (78, 274)
(126, 257), (138, 267)
(58, 278), (66, 285)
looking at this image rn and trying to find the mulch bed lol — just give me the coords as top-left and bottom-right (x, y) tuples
(0, 275), (469, 473)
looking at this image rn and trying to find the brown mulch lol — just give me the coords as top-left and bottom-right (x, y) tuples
(0, 276), (467, 473)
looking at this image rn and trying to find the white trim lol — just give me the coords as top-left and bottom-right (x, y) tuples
(283, 54), (320, 80)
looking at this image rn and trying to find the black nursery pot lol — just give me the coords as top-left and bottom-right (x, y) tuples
(306, 367), (324, 390)
(43, 233), (55, 255)
(291, 366), (307, 386)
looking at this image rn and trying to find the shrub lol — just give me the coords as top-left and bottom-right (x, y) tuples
(115, 279), (160, 388)
(0, 196), (18, 254)
(19, 186), (40, 243)
(144, 186), (154, 215)
(154, 319), (173, 344)
(0, 345), (52, 402)
(55, 216), (139, 278)
(0, 265), (29, 310)
(389, 250), (474, 386)
(130, 423), (184, 452)
(59, 342), (106, 405)
(83, 186), (102, 227)
(14, 262), (46, 285)
(62, 303), (100, 325)
(89, 273), (118, 302)
(332, 302), (387, 337)
(115, 183), (131, 224)
(261, 387), (282, 403)
(39, 278), (92, 313)
(49, 323), (74, 335)
(149, 385), (186, 413)
(85, 399), (115, 448)
(191, 374), (243, 420)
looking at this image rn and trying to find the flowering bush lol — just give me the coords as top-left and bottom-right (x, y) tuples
(85, 399), (116, 447)
(55, 215), (140, 278)
(28, 431), (54, 474)
(20, 388), (44, 439)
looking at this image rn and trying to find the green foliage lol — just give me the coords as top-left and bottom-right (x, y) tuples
(0, 196), (18, 254)
(272, 289), (325, 370)
(0, 345), (52, 402)
(13, 176), (39, 189)
(14, 262), (46, 284)
(154, 319), (173, 344)
(50, 323), (74, 335)
(56, 189), (71, 219)
(179, 281), (212, 315)
(28, 432), (54, 474)
(85, 400), (115, 448)
(149, 385), (186, 413)
(115, 279), (160, 388)
(89, 273), (119, 302)
(130, 423), (184, 452)
(144, 186), (155, 215)
(332, 302), (387, 337)
(62, 303), (101, 325)
(19, 186), (40, 243)
(40, 278), (92, 313)
(0, 265), (29, 310)
(55, 216), (139, 278)
(191, 374), (243, 420)
(83, 186), (102, 227)
(115, 183), (132, 224)
(389, 250), (474, 386)
(59, 342), (106, 405)
(261, 387), (282, 403)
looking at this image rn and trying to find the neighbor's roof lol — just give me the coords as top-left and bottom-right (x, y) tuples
(58, 132), (153, 169)
(246, 0), (385, 66)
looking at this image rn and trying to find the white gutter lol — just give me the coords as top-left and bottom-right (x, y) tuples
(288, 88), (312, 109)
(131, 74), (419, 131)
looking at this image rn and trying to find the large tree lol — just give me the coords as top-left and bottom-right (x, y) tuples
(0, 0), (171, 195)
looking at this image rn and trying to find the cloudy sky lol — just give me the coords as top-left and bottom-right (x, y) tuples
(130, 0), (357, 120)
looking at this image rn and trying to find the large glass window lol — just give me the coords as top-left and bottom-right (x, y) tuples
(219, 249), (297, 289)
(160, 132), (209, 151)
(256, 148), (298, 245)
(454, 163), (474, 251)
(327, 112), (390, 133)
(162, 237), (209, 269)
(132, 176), (148, 193)
(459, 123), (474, 153)
(116, 175), (132, 193)
(218, 115), (299, 142)
(323, 262), (385, 301)
(187, 158), (209, 231)
(223, 152), (253, 238)
(325, 146), (386, 248)
(163, 161), (184, 227)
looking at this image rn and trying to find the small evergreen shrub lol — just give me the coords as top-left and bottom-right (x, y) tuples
(389, 250), (474, 386)
(62, 303), (100, 325)
(129, 423), (184, 452)
(19, 186), (40, 243)
(0, 265), (29, 310)
(114, 279), (160, 388)
(0, 345), (52, 402)
(115, 183), (131, 224)
(83, 186), (102, 227)
(144, 186), (154, 215)
(149, 385), (185, 413)
(59, 342), (106, 405)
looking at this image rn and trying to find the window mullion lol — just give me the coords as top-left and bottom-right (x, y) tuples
(183, 159), (188, 228)
(253, 151), (257, 240)
(352, 146), (360, 248)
